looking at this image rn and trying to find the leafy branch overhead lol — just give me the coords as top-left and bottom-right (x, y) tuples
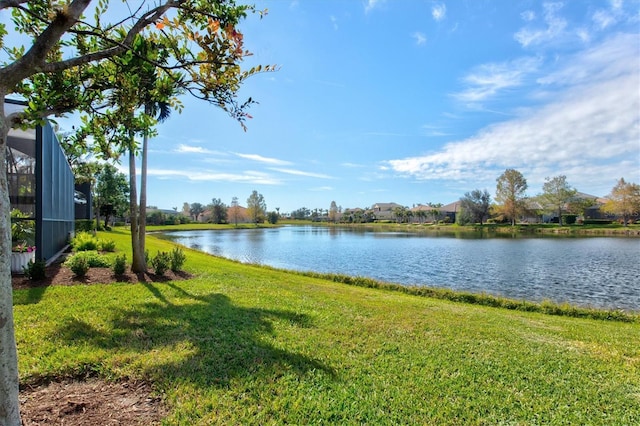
(0, 2), (275, 424)
(1, 0), (276, 132)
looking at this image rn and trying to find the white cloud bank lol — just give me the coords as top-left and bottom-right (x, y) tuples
(147, 168), (282, 185)
(386, 32), (640, 191)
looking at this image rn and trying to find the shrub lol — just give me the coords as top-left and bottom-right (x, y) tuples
(75, 219), (96, 233)
(170, 247), (186, 272)
(151, 251), (171, 276)
(583, 219), (614, 225)
(113, 253), (127, 275)
(72, 232), (99, 251)
(24, 259), (46, 280)
(98, 239), (117, 252)
(66, 251), (111, 268)
(68, 256), (90, 277)
(11, 209), (35, 246)
(562, 214), (577, 225)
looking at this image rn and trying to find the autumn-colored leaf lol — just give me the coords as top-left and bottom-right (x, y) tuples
(156, 22), (165, 30)
(209, 19), (220, 32)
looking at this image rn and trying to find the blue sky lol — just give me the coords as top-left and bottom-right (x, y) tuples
(7, 0), (640, 214)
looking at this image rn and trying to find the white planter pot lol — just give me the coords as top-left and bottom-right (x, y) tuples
(11, 251), (36, 274)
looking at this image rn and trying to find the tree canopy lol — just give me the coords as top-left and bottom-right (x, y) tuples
(495, 169), (528, 226)
(459, 189), (491, 225)
(0, 2), (272, 423)
(246, 190), (266, 224)
(603, 178), (640, 226)
(95, 164), (129, 227)
(538, 175), (577, 226)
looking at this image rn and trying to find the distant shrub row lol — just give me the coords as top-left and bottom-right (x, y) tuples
(582, 219), (614, 225)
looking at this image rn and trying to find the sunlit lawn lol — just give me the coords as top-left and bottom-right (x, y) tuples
(13, 228), (640, 424)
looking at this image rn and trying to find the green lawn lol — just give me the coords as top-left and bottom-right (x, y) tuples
(14, 229), (640, 424)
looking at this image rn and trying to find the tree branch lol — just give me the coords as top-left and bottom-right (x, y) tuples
(0, 0), (29, 11)
(1, 0), (92, 88)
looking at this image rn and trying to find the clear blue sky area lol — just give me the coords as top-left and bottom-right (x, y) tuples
(9, 1), (640, 213)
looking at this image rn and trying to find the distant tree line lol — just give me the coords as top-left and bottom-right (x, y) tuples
(287, 171), (640, 227)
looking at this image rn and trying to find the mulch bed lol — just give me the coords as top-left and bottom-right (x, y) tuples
(20, 379), (167, 426)
(13, 262), (192, 425)
(12, 262), (192, 290)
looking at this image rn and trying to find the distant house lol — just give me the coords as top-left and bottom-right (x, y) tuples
(438, 201), (462, 223)
(575, 192), (608, 221)
(369, 202), (404, 221)
(530, 192), (607, 223)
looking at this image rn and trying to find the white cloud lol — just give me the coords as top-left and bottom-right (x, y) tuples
(330, 15), (338, 31)
(514, 2), (567, 47)
(576, 28), (591, 43)
(412, 32), (427, 45)
(422, 125), (451, 137)
(364, 0), (384, 14)
(452, 56), (541, 103)
(593, 9), (617, 29)
(309, 186), (334, 191)
(270, 168), (333, 179)
(147, 168), (282, 185)
(432, 3), (446, 21)
(234, 153), (292, 165)
(175, 144), (221, 155)
(387, 34), (639, 192)
(521, 10), (536, 22)
(537, 33), (637, 87)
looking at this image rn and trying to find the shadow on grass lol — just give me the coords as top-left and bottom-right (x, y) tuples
(53, 282), (331, 388)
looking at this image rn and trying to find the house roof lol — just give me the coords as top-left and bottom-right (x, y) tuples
(439, 201), (462, 213)
(371, 202), (404, 211)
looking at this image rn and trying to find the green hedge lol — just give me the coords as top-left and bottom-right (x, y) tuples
(583, 219), (613, 225)
(75, 219), (96, 233)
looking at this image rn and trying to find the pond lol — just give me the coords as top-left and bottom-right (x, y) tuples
(158, 226), (640, 311)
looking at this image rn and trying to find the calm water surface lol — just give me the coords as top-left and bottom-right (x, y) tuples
(159, 226), (640, 311)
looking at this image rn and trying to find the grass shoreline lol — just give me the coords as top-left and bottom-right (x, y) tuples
(13, 229), (640, 424)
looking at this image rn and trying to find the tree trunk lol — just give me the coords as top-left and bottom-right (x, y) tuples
(0, 97), (22, 425)
(128, 144), (144, 273)
(139, 105), (150, 269)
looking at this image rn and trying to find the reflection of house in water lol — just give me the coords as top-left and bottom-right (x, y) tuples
(6, 99), (75, 264)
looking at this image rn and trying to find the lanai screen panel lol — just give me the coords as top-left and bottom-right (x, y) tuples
(37, 121), (75, 261)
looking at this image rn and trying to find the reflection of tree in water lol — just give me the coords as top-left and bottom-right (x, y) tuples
(55, 282), (332, 387)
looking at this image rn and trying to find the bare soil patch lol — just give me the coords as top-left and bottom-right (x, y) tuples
(13, 262), (192, 424)
(20, 379), (166, 425)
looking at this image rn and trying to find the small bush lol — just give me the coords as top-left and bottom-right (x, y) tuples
(68, 256), (90, 277)
(72, 232), (99, 251)
(170, 247), (186, 272)
(98, 239), (116, 252)
(75, 220), (96, 233)
(151, 251), (171, 276)
(66, 251), (111, 269)
(113, 254), (127, 275)
(24, 259), (46, 280)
